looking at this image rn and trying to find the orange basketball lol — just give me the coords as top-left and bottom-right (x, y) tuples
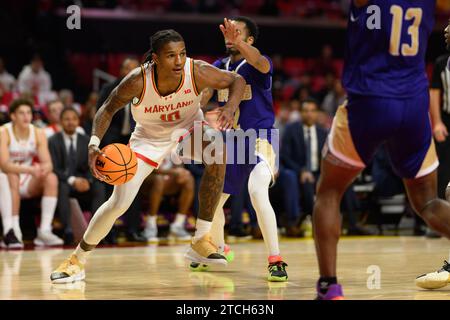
(95, 143), (137, 185)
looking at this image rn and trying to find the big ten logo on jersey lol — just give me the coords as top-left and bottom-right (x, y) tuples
(217, 85), (252, 103)
(362, 4), (422, 57)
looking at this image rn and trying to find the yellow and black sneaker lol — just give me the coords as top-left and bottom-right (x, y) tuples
(190, 244), (234, 271)
(267, 257), (288, 282)
(185, 234), (227, 266)
(50, 254), (85, 284)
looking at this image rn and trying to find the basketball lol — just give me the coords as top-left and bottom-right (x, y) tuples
(95, 143), (137, 185)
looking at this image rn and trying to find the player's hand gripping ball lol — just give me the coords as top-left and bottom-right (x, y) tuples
(95, 143), (137, 185)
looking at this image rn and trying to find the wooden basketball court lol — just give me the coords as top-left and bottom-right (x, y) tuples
(1, 237), (449, 300)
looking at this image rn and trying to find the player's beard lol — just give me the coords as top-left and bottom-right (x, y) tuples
(226, 47), (239, 56)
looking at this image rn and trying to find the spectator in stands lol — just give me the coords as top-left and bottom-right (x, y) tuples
(287, 99), (301, 122)
(312, 44), (336, 76)
(281, 98), (368, 234)
(59, 89), (82, 115)
(48, 107), (106, 244)
(293, 73), (313, 102)
(141, 155), (194, 242)
(96, 57), (145, 243)
(0, 57), (16, 92)
(272, 54), (289, 89)
(44, 99), (85, 138)
(281, 98), (328, 221)
(315, 72), (336, 104)
(97, 57), (139, 147)
(274, 102), (292, 138)
(81, 92), (99, 135)
(0, 85), (15, 125)
(17, 54), (52, 96)
(425, 53), (450, 238)
(0, 98), (63, 247)
(321, 78), (346, 116)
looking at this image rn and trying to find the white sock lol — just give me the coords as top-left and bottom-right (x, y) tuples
(73, 244), (92, 264)
(172, 213), (186, 228)
(210, 193), (230, 252)
(13, 215), (20, 230)
(0, 173), (13, 235)
(193, 219), (212, 243)
(12, 215), (21, 241)
(147, 215), (157, 228)
(248, 162), (280, 256)
(40, 196), (57, 232)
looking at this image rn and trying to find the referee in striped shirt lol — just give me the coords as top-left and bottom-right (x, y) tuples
(429, 52), (450, 237)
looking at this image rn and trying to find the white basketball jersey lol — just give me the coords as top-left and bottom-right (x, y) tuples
(131, 57), (204, 141)
(5, 122), (38, 166)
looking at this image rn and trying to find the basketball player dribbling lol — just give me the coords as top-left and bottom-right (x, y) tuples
(189, 17), (288, 282)
(313, 0), (450, 299)
(415, 18), (450, 291)
(50, 29), (246, 283)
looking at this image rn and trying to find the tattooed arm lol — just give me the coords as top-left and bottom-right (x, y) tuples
(199, 87), (216, 113)
(89, 67), (144, 180)
(92, 67), (143, 141)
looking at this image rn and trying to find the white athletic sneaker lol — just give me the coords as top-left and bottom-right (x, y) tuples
(143, 224), (158, 243)
(415, 261), (450, 289)
(33, 229), (64, 247)
(170, 224), (191, 241)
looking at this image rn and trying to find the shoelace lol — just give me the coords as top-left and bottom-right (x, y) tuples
(57, 259), (72, 271)
(268, 261), (288, 272)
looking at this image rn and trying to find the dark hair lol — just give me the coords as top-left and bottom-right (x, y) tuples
(60, 106), (79, 120)
(301, 98), (319, 110)
(47, 99), (63, 108)
(144, 29), (184, 63)
(231, 16), (259, 43)
(9, 98), (34, 115)
(31, 53), (42, 62)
